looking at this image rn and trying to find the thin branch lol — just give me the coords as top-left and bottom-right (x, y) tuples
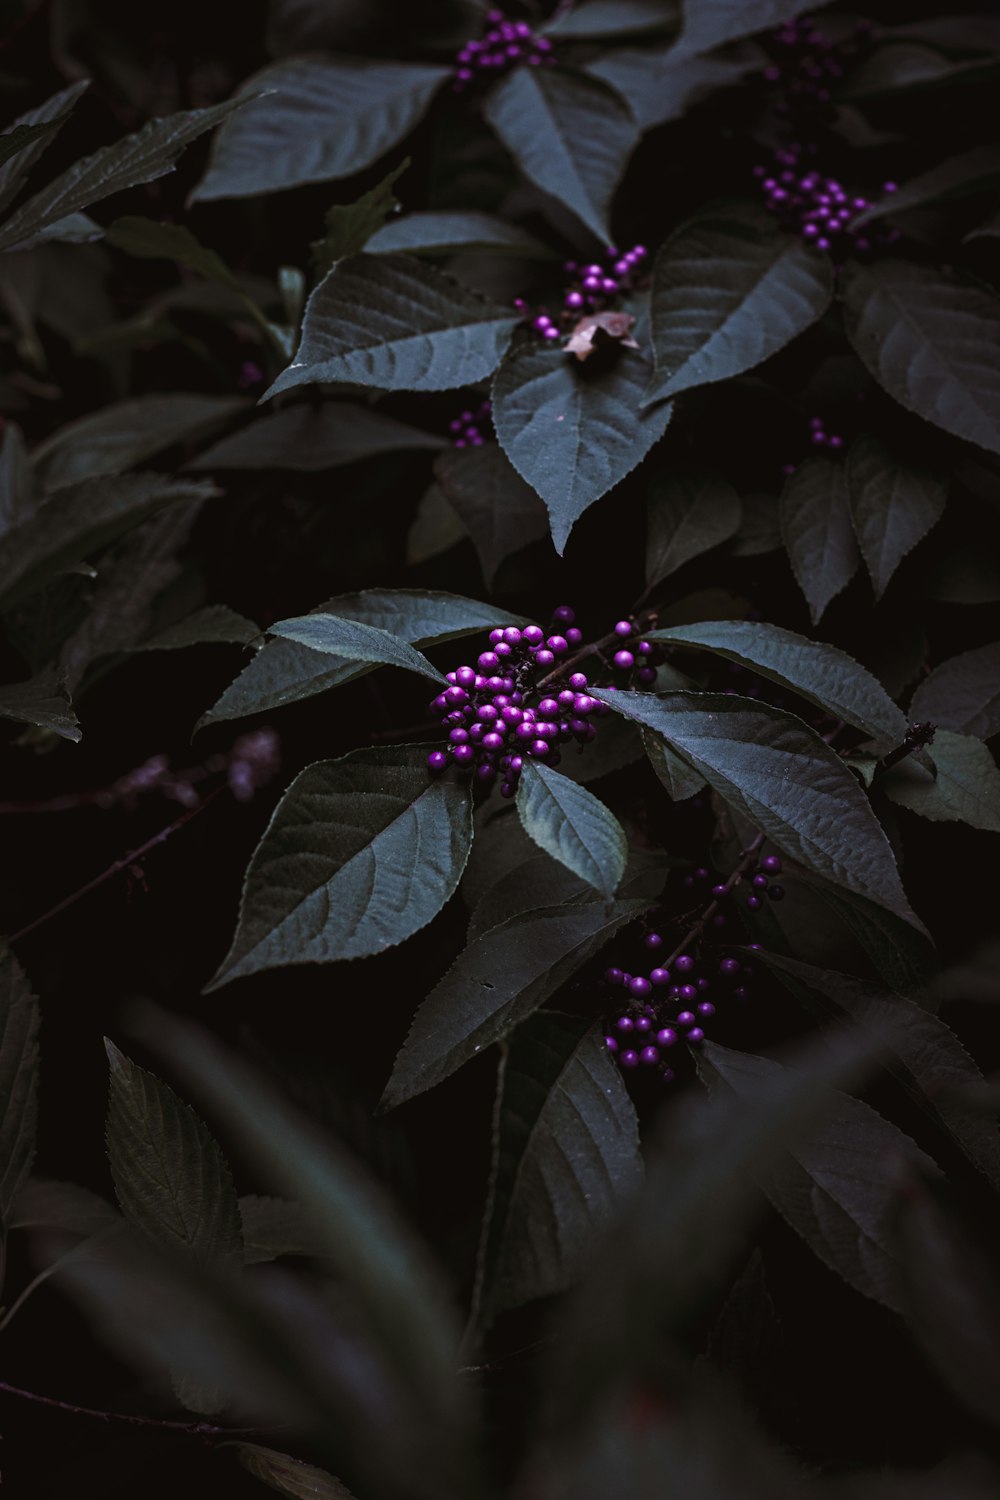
(8, 787), (225, 945)
(662, 832), (767, 971)
(0, 1378), (268, 1438)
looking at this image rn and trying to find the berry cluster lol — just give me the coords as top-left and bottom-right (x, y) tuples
(448, 399), (492, 448)
(90, 729), (281, 811)
(514, 244), (648, 342)
(754, 145), (899, 261)
(761, 15), (846, 107)
(781, 414), (844, 477)
(604, 939), (762, 1084)
(452, 10), (553, 92)
(426, 606), (608, 796)
(608, 617), (658, 686)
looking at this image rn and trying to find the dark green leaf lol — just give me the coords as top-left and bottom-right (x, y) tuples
(192, 58), (448, 201)
(898, 1181), (1000, 1430)
(492, 342), (672, 553)
(137, 605), (260, 652)
(780, 456), (860, 623)
(644, 727), (707, 800)
(145, 1011), (474, 1488)
(199, 589), (522, 727)
(839, 42), (989, 100)
(208, 746), (474, 987)
(0, 98), (249, 253)
(33, 393), (247, 491)
(516, 759), (627, 899)
(477, 1012), (641, 1321)
(800, 884), (936, 996)
(853, 145), (1000, 228)
(368, 210), (555, 259)
(909, 641), (1000, 739)
(188, 400), (444, 472)
(483, 67), (639, 243)
(0, 950), (40, 1246)
(702, 1041), (937, 1312)
(645, 213), (833, 403)
(882, 730), (1000, 831)
(548, 1029), (876, 1433)
(645, 466), (742, 586)
(381, 899), (647, 1110)
(10, 1177), (120, 1237)
(266, 255), (519, 397)
(731, 493), (782, 556)
(757, 952), (1000, 1189)
(0, 423), (34, 534)
(0, 472), (216, 610)
(232, 1444), (357, 1500)
(675, 0), (815, 56)
(0, 669), (80, 741)
(587, 45), (757, 131)
(846, 435), (947, 600)
(432, 443), (551, 587)
(647, 619), (907, 751)
(0, 81), (90, 214)
(312, 160), (409, 275)
(104, 1040), (243, 1274)
(467, 853), (592, 944)
(544, 0), (678, 38)
(107, 216), (272, 335)
(237, 1195), (328, 1264)
(841, 260), (1000, 457)
(406, 484), (470, 565)
(592, 689), (926, 932)
(266, 614), (447, 686)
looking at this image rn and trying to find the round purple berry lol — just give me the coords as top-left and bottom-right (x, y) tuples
(604, 1035), (618, 1053)
(534, 649), (555, 668)
(677, 1011), (697, 1029)
(674, 955), (695, 974)
(644, 932), (663, 951)
(650, 967), (671, 986)
(752, 874), (769, 891)
(553, 605), (575, 625)
(613, 650), (635, 670)
(628, 976), (652, 998)
(655, 1027), (677, 1047)
(605, 967), (624, 985)
(620, 1049), (640, 1068)
(453, 744), (475, 766)
(427, 751), (448, 773)
(746, 895), (762, 910)
(522, 625), (544, 647)
(686, 1027), (705, 1045)
(761, 854), (782, 875)
(719, 958), (741, 978)
(616, 1015), (634, 1033)
(640, 1046), (661, 1066)
(614, 620), (633, 638)
(768, 884), (785, 901)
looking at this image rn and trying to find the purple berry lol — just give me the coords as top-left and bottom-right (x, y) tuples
(746, 895), (762, 910)
(614, 620), (633, 638)
(534, 649), (555, 668)
(605, 967), (624, 985)
(752, 874), (769, 890)
(640, 1046), (661, 1066)
(522, 625), (544, 647)
(655, 1027), (677, 1047)
(620, 1049), (640, 1068)
(761, 854), (782, 875)
(427, 751), (447, 773)
(566, 627), (583, 646)
(719, 958), (741, 978)
(674, 955), (695, 974)
(711, 884), (729, 899)
(697, 1001), (716, 1018)
(679, 984), (697, 1002)
(644, 932), (663, 951)
(677, 1011), (696, 1028)
(686, 1027), (705, 1045)
(453, 744), (475, 766)
(768, 884), (785, 901)
(553, 605), (575, 625)
(604, 1035), (618, 1053)
(634, 1015), (653, 1034)
(530, 739), (551, 758)
(650, 968), (671, 986)
(547, 635), (568, 655)
(616, 1015), (634, 1033)
(629, 976), (652, 998)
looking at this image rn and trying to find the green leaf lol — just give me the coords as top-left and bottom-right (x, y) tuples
(266, 255), (519, 398)
(645, 466), (741, 586)
(516, 760), (627, 900)
(882, 730), (1000, 832)
(841, 260), (1000, 458)
(104, 1040), (243, 1275)
(645, 213), (833, 404)
(136, 605), (260, 653)
(266, 614), (447, 687)
(467, 854), (592, 945)
(483, 67), (639, 243)
(808, 885), (936, 996)
(592, 689), (926, 932)
(731, 493), (782, 556)
(587, 45), (756, 131)
(143, 1013), (474, 1490)
(779, 456), (860, 624)
(10, 1177), (120, 1237)
(675, 0), (815, 55)
(647, 619), (908, 752)
(756, 952), (1000, 1191)
(199, 589), (523, 728)
(548, 1028), (877, 1434)
(701, 1041), (937, 1312)
(0, 950), (40, 1249)
(0, 472), (217, 610)
(0, 669), (80, 741)
(477, 1012), (642, 1322)
(0, 81), (90, 214)
(368, 209), (555, 259)
(237, 1195), (327, 1264)
(544, 0), (678, 38)
(192, 58), (448, 201)
(381, 899), (647, 1110)
(33, 393), (247, 491)
(432, 443), (551, 587)
(231, 1444), (357, 1500)
(853, 144), (1000, 228)
(492, 342), (672, 554)
(558, 712), (646, 785)
(0, 97), (249, 254)
(188, 400), (444, 472)
(846, 435), (947, 600)
(644, 727), (706, 800)
(312, 160), (409, 275)
(208, 746), (474, 988)
(107, 216), (272, 334)
(909, 642), (1000, 740)
(0, 423), (35, 534)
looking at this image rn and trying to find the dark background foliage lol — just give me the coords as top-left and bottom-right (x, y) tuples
(2, 1), (1000, 1496)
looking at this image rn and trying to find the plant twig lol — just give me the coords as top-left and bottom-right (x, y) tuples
(0, 1378), (268, 1437)
(877, 721), (936, 774)
(662, 832), (767, 971)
